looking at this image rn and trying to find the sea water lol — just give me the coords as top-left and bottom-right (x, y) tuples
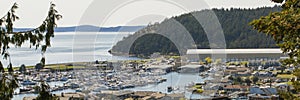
(1, 32), (139, 67)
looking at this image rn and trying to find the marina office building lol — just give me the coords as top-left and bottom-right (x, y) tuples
(186, 49), (285, 61)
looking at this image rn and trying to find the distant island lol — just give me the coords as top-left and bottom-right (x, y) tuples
(14, 25), (145, 32)
(110, 6), (281, 57)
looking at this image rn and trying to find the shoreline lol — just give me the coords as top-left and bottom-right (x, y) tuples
(5, 59), (141, 71)
(12, 56), (209, 100)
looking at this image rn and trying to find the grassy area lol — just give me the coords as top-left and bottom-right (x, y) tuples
(277, 74), (295, 79)
(44, 65), (85, 70)
(170, 56), (180, 59)
(4, 66), (34, 72)
(193, 85), (202, 89)
(196, 89), (204, 93)
(4, 64), (85, 72)
(124, 60), (148, 64)
(226, 61), (249, 66)
(192, 85), (204, 93)
(285, 81), (293, 85)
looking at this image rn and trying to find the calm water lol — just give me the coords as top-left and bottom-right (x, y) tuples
(9, 32), (207, 99)
(11, 32), (137, 100)
(125, 72), (210, 99)
(1, 32), (139, 67)
(13, 72), (207, 100)
(13, 81), (75, 100)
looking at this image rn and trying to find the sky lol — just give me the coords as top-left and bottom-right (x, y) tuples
(0, 0), (278, 28)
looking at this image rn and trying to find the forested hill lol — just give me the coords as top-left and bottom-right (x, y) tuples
(110, 6), (282, 57)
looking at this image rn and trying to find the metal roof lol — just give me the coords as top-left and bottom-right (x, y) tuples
(187, 49), (283, 54)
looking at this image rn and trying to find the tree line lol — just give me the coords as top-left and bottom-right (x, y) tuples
(111, 6), (282, 57)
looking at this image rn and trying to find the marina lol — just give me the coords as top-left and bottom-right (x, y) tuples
(13, 63), (209, 99)
(9, 47), (290, 100)
(5, 32), (289, 99)
(11, 52), (226, 100)
(0, 0), (298, 100)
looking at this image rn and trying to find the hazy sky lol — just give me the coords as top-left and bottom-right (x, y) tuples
(0, 0), (277, 28)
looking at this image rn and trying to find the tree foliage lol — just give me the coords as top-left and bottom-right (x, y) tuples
(250, 0), (300, 99)
(130, 34), (179, 57)
(251, 76), (259, 84)
(278, 90), (299, 100)
(19, 64), (26, 73)
(0, 2), (61, 99)
(0, 73), (18, 99)
(36, 81), (58, 100)
(250, 0), (300, 65)
(205, 57), (212, 64)
(0, 3), (62, 68)
(112, 6), (281, 57)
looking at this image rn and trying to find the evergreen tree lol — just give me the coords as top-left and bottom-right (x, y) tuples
(0, 2), (61, 99)
(250, 0), (300, 99)
(19, 64), (26, 74)
(36, 81), (58, 100)
(111, 6), (282, 57)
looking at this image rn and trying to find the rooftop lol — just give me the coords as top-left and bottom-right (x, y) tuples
(187, 49), (283, 54)
(224, 85), (250, 89)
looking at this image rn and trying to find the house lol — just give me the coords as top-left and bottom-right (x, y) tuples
(252, 71), (274, 77)
(224, 70), (238, 76)
(223, 85), (249, 92)
(178, 65), (205, 73)
(275, 78), (289, 83)
(203, 84), (222, 90)
(275, 83), (289, 90)
(235, 71), (251, 77)
(249, 87), (279, 99)
(220, 79), (233, 84)
(113, 91), (134, 99)
(250, 87), (278, 95)
(160, 93), (185, 100)
(224, 66), (250, 76)
(132, 91), (157, 99)
(248, 95), (279, 100)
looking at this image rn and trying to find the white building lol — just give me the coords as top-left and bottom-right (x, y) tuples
(186, 49), (285, 60)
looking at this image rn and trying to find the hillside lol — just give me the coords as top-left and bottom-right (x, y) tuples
(110, 6), (282, 57)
